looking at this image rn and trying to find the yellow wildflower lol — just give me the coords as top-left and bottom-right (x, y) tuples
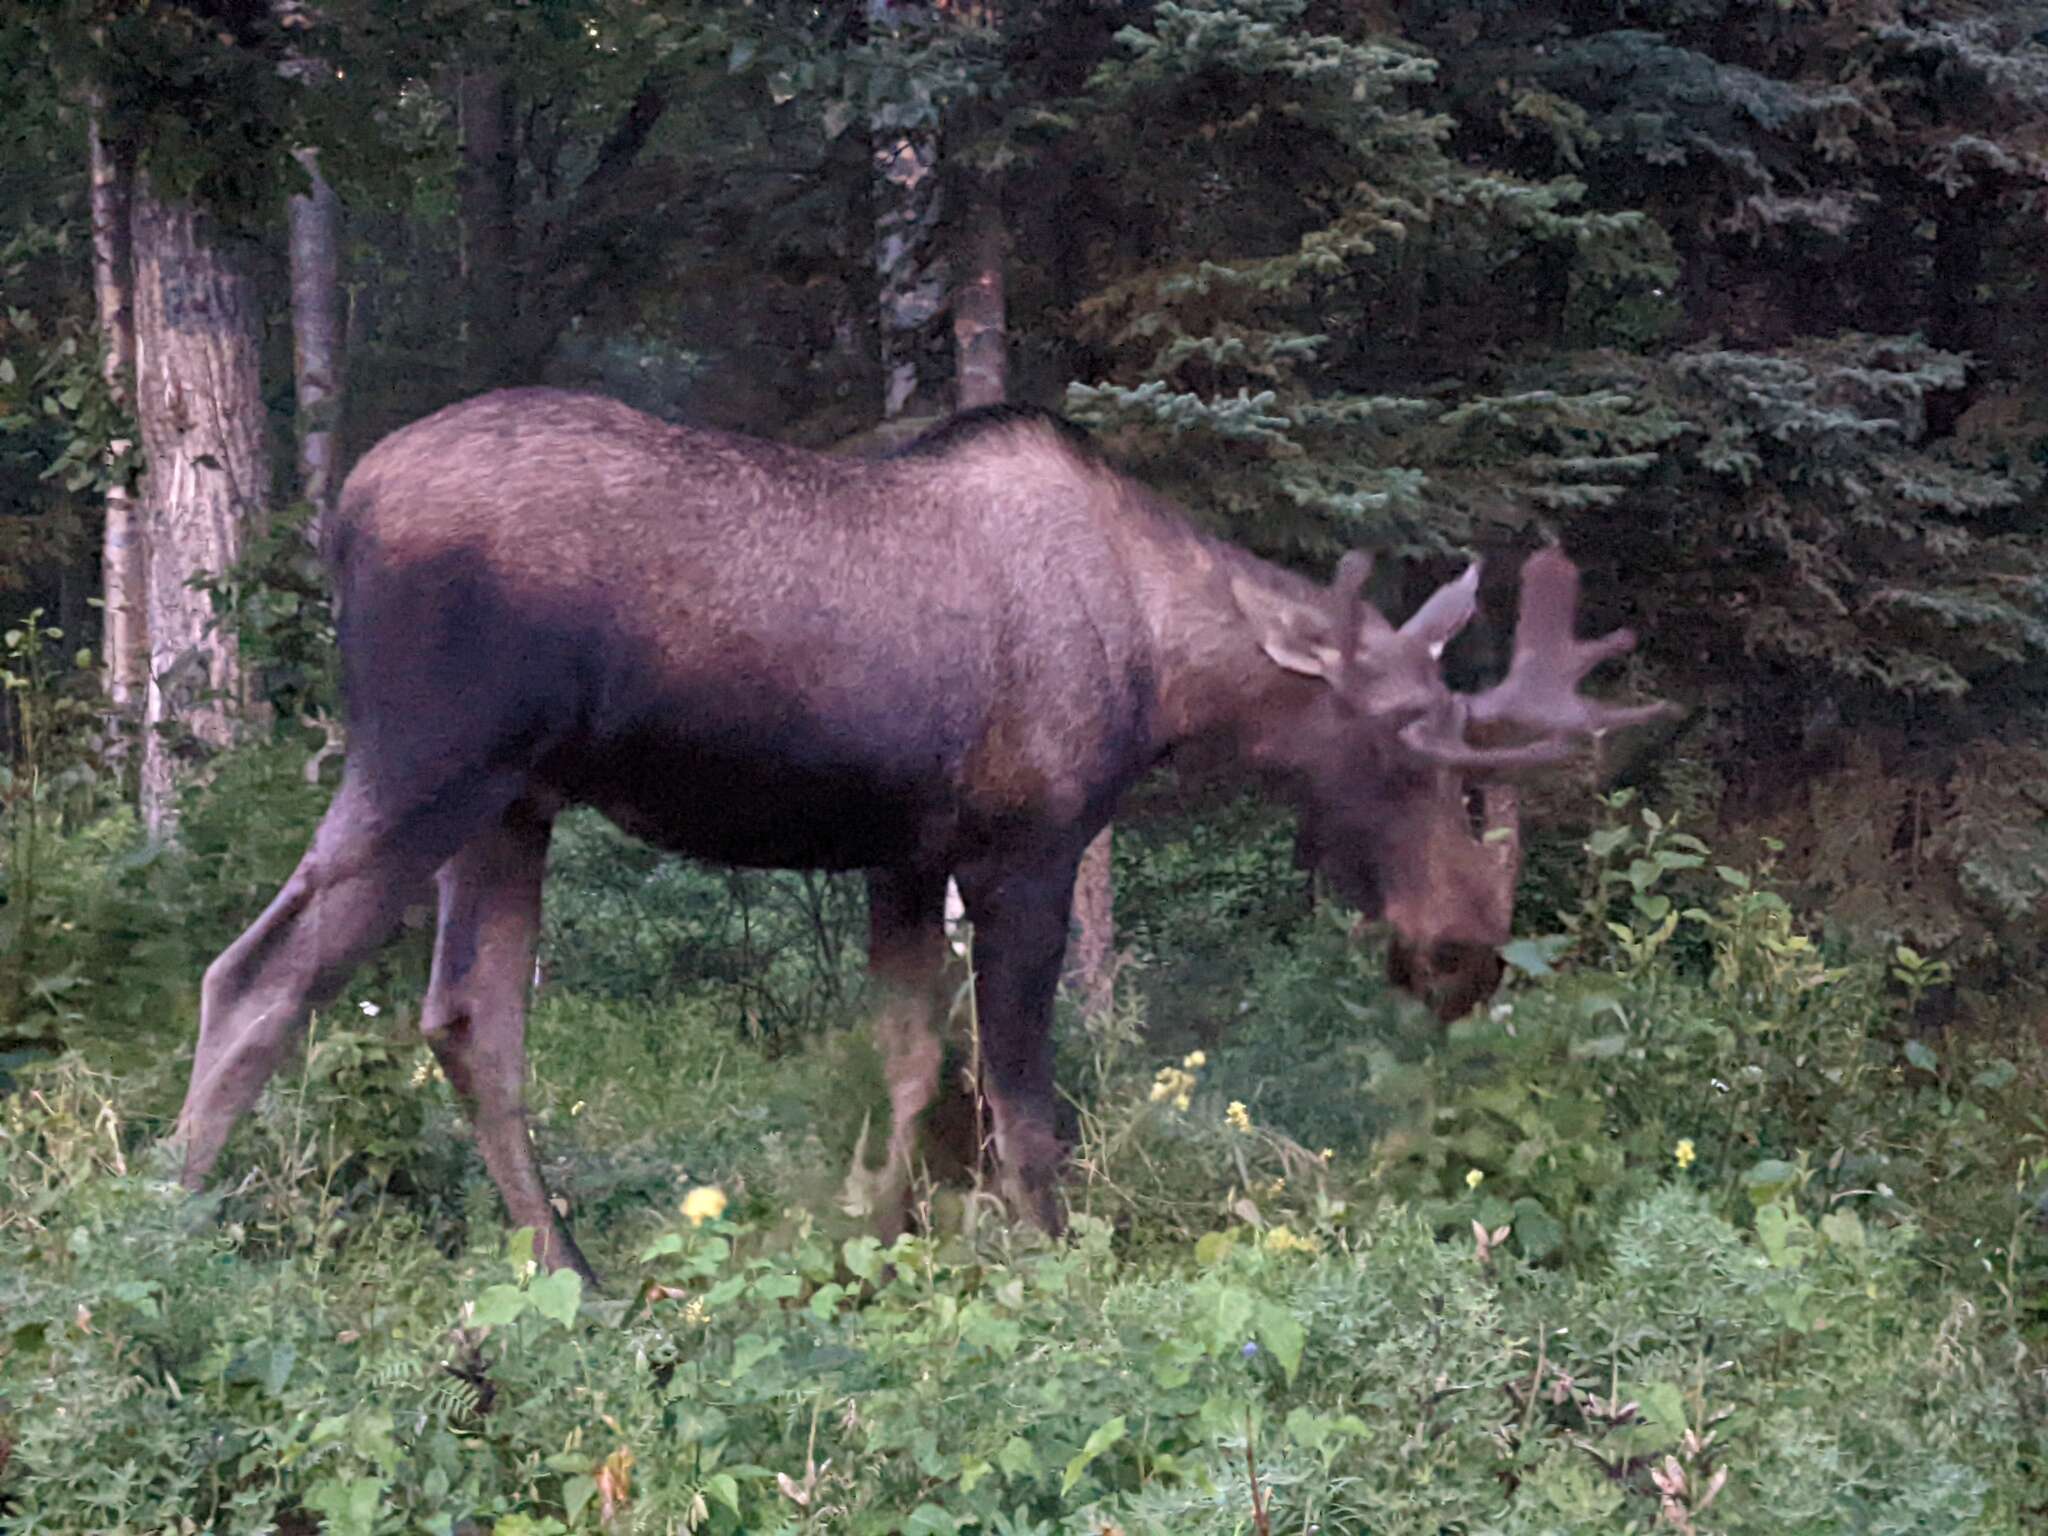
(681, 1185), (728, 1226)
(1263, 1225), (1319, 1255)
(1152, 1064), (1198, 1111)
(1465, 1168), (1485, 1191)
(1226, 1101), (1252, 1133)
(1320, 1148), (1335, 1163)
(1675, 1138), (1696, 1170)
(1183, 1050), (1207, 1070)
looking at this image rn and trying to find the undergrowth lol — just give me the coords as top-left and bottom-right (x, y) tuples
(4, 716), (2047, 1530)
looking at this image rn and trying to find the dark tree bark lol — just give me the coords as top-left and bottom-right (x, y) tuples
(455, 60), (680, 391)
(131, 184), (270, 834)
(870, 3), (950, 421)
(458, 66), (520, 393)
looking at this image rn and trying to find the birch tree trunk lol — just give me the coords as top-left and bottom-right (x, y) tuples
(276, 1), (344, 528)
(286, 157), (342, 524)
(131, 184), (270, 835)
(88, 108), (145, 715)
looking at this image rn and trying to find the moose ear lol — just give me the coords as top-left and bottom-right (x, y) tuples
(1230, 575), (1341, 679)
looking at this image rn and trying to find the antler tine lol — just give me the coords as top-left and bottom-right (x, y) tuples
(1466, 547), (1679, 740)
(1396, 547), (1675, 773)
(1331, 550), (1373, 686)
(1399, 561), (1481, 660)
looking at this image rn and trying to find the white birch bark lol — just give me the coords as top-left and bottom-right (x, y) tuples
(88, 108), (146, 714)
(131, 184), (270, 834)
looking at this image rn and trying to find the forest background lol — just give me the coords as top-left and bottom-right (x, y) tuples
(3, 2), (2048, 1532)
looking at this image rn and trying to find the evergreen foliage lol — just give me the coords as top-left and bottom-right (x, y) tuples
(1050, 0), (2048, 981)
(1063, 0), (1680, 562)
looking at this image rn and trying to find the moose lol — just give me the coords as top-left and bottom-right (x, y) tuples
(173, 388), (1671, 1277)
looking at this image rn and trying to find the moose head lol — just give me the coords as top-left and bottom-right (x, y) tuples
(1234, 546), (1675, 1019)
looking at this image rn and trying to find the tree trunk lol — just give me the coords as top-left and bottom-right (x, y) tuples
(276, 2), (345, 530)
(458, 67), (520, 393)
(88, 108), (146, 716)
(286, 155), (344, 525)
(870, 5), (949, 421)
(950, 216), (1007, 410)
(131, 183), (270, 835)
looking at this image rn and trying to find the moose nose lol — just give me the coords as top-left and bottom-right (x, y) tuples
(1386, 937), (1504, 1021)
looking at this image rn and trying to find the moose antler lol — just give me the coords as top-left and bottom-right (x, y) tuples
(1329, 550), (1376, 690)
(1324, 553), (1481, 712)
(1398, 547), (1676, 770)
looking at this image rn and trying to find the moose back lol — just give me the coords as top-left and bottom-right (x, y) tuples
(173, 388), (1670, 1275)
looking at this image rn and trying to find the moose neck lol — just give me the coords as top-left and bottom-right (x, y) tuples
(1121, 510), (1328, 773)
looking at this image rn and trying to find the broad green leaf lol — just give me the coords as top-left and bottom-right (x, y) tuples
(471, 1283), (528, 1328)
(706, 1472), (741, 1514)
(843, 1235), (884, 1282)
(810, 1281), (847, 1321)
(1635, 1381), (1688, 1442)
(528, 1267), (583, 1327)
(1061, 1414), (1127, 1494)
(1588, 826), (1631, 858)
(305, 1475), (386, 1536)
(1253, 1300), (1305, 1382)
(564, 1474), (597, 1526)
(997, 1435), (1037, 1478)
(1501, 934), (1570, 978)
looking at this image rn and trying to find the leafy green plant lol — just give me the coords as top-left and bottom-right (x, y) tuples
(1, 609), (116, 1046)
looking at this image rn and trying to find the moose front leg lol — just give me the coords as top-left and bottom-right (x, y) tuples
(419, 801), (592, 1279)
(956, 855), (1080, 1235)
(178, 776), (446, 1187)
(865, 866), (951, 1237)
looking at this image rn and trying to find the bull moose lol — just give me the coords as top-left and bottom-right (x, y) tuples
(172, 388), (1672, 1277)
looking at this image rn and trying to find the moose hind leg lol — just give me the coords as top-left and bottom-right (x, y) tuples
(177, 776), (445, 1188)
(955, 857), (1078, 1235)
(865, 866), (951, 1236)
(419, 800), (591, 1278)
